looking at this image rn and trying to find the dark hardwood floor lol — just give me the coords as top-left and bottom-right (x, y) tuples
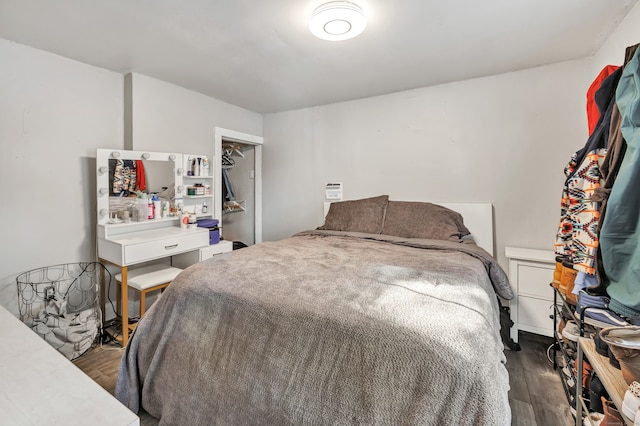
(506, 332), (574, 426)
(73, 331), (572, 426)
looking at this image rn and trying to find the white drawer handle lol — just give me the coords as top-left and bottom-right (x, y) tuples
(165, 244), (179, 250)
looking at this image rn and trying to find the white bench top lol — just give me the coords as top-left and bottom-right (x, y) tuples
(0, 306), (139, 425)
(115, 264), (183, 290)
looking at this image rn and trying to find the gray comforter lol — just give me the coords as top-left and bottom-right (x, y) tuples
(116, 231), (512, 425)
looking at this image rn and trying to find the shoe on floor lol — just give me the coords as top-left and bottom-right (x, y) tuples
(623, 381), (640, 420)
(595, 332), (610, 357)
(583, 412), (604, 426)
(576, 308), (630, 329)
(590, 375), (608, 414)
(563, 320), (580, 342)
(602, 396), (625, 425)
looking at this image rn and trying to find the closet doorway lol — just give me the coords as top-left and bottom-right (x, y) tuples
(214, 127), (263, 246)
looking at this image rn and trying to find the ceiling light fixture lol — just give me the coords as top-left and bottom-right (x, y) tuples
(309, 1), (366, 41)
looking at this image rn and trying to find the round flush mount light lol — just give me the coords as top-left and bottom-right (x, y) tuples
(309, 1), (366, 41)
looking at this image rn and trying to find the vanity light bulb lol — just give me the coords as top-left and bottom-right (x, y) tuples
(141, 153), (150, 159)
(100, 209), (108, 217)
(111, 151), (120, 158)
(99, 187), (108, 196)
(176, 168), (184, 176)
(98, 166), (108, 174)
(177, 185), (184, 192)
(169, 154), (176, 161)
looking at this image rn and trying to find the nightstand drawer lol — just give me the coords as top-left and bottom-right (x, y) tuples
(517, 263), (555, 298)
(517, 296), (555, 336)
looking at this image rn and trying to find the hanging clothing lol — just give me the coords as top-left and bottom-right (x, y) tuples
(554, 67), (622, 275)
(222, 168), (236, 201)
(599, 45), (640, 317)
(135, 160), (146, 192)
(593, 44), (640, 289)
(111, 159), (137, 196)
(571, 271), (599, 296)
(587, 65), (620, 136)
(593, 47), (639, 211)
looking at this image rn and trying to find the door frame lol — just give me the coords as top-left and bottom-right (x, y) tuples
(214, 127), (264, 244)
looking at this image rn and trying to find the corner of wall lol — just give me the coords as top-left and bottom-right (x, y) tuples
(124, 72), (133, 150)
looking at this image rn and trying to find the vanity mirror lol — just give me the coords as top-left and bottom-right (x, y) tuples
(96, 149), (184, 226)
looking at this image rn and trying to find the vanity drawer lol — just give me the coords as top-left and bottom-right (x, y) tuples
(171, 240), (233, 269)
(200, 240), (233, 259)
(124, 230), (208, 264)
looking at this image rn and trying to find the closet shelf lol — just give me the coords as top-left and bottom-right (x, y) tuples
(184, 175), (213, 179)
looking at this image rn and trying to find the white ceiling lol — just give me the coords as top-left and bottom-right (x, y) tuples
(0, 0), (637, 113)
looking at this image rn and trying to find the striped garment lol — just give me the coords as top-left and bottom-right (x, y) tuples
(555, 149), (606, 275)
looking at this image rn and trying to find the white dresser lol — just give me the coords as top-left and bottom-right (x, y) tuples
(505, 247), (557, 342)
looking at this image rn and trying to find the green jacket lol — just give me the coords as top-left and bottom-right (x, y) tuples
(600, 44), (640, 317)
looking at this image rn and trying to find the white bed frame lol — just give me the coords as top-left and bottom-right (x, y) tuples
(323, 201), (494, 256)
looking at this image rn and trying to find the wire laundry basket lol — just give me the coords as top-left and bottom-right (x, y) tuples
(16, 262), (108, 360)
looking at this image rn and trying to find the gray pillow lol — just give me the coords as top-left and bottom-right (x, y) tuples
(319, 195), (389, 234)
(381, 201), (470, 241)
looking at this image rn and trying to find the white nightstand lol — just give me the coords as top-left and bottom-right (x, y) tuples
(505, 247), (557, 343)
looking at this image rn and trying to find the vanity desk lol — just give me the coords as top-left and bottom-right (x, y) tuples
(96, 149), (211, 346)
(98, 222), (209, 345)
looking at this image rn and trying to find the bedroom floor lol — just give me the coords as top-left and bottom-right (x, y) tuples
(506, 332), (574, 425)
(73, 331), (571, 426)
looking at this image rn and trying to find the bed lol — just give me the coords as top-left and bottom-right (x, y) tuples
(115, 196), (514, 425)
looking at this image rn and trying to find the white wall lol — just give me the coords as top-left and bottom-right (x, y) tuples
(263, 59), (598, 270)
(262, 1), (640, 273)
(591, 3), (640, 72)
(127, 73), (262, 161)
(0, 39), (124, 315)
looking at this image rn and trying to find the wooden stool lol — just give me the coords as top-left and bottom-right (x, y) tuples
(115, 264), (183, 318)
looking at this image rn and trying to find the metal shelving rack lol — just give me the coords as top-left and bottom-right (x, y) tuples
(551, 284), (583, 416)
(553, 285), (634, 425)
(576, 338), (633, 425)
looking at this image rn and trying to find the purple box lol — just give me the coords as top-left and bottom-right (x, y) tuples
(197, 219), (220, 244)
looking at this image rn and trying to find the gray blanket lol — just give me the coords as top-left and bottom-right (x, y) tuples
(116, 231), (511, 425)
